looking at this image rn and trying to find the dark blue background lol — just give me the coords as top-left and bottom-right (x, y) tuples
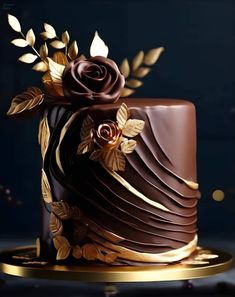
(0, 0), (234, 240)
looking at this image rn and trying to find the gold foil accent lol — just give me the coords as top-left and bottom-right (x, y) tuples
(55, 110), (82, 174)
(103, 166), (170, 212)
(38, 116), (50, 161)
(88, 232), (198, 263)
(182, 179), (199, 190)
(41, 169), (53, 203)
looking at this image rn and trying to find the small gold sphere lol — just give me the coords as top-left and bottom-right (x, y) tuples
(212, 189), (225, 202)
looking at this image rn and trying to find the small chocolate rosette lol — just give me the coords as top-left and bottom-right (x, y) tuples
(62, 56), (125, 105)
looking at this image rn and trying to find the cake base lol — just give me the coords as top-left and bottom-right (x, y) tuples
(0, 245), (233, 282)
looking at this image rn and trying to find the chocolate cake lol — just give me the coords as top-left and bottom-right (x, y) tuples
(7, 17), (199, 265)
(39, 98), (199, 265)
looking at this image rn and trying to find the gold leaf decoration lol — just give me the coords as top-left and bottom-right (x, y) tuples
(32, 61), (48, 72)
(8, 14), (21, 32)
(120, 87), (135, 98)
(51, 201), (71, 220)
(47, 58), (65, 96)
(53, 236), (71, 260)
(18, 53), (38, 64)
(62, 31), (70, 45)
(82, 243), (99, 261)
(50, 213), (63, 235)
(72, 245), (82, 259)
(11, 39), (28, 47)
(143, 47), (164, 66)
(80, 115), (95, 140)
(42, 72), (60, 96)
(44, 23), (56, 38)
(26, 28), (36, 46)
(41, 169), (53, 203)
(119, 58), (130, 78)
(133, 67), (151, 78)
(38, 116), (50, 161)
(103, 149), (126, 172)
(50, 40), (66, 49)
(40, 31), (55, 40)
(7, 87), (44, 118)
(116, 103), (129, 129)
(132, 51), (144, 71)
(120, 139), (137, 154)
(77, 137), (93, 155)
(53, 51), (68, 65)
(125, 79), (143, 88)
(122, 119), (145, 137)
(68, 41), (78, 60)
(39, 43), (48, 59)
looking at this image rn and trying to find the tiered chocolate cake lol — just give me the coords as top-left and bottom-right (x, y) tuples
(7, 16), (200, 265)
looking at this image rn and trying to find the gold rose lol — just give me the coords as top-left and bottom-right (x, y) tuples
(77, 103), (145, 172)
(119, 47), (164, 97)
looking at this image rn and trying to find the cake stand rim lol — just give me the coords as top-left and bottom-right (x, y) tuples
(0, 245), (233, 282)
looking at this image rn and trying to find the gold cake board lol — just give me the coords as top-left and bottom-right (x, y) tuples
(0, 245), (233, 282)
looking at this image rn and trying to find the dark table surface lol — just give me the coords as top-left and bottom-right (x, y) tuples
(0, 236), (234, 297)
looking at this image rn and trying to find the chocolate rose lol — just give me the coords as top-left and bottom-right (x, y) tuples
(93, 121), (121, 149)
(62, 56), (125, 105)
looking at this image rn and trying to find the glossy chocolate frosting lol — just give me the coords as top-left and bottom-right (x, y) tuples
(41, 98), (200, 264)
(62, 56), (125, 104)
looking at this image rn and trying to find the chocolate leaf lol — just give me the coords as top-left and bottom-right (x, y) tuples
(18, 53), (38, 64)
(52, 51), (68, 65)
(133, 67), (151, 78)
(8, 14), (21, 32)
(143, 47), (164, 66)
(32, 61), (48, 72)
(103, 149), (126, 172)
(80, 115), (94, 140)
(7, 87), (44, 118)
(122, 119), (145, 137)
(38, 116), (50, 161)
(41, 169), (53, 203)
(104, 252), (117, 264)
(116, 103), (130, 129)
(125, 79), (143, 88)
(51, 201), (71, 220)
(72, 245), (82, 259)
(68, 41), (78, 60)
(120, 87), (135, 98)
(120, 139), (137, 154)
(26, 28), (36, 46)
(11, 39), (28, 47)
(119, 58), (130, 78)
(132, 50), (144, 71)
(50, 213), (63, 235)
(82, 243), (99, 261)
(39, 43), (48, 59)
(77, 137), (94, 155)
(53, 236), (71, 260)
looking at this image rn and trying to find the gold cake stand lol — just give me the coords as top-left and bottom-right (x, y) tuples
(0, 245), (233, 282)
